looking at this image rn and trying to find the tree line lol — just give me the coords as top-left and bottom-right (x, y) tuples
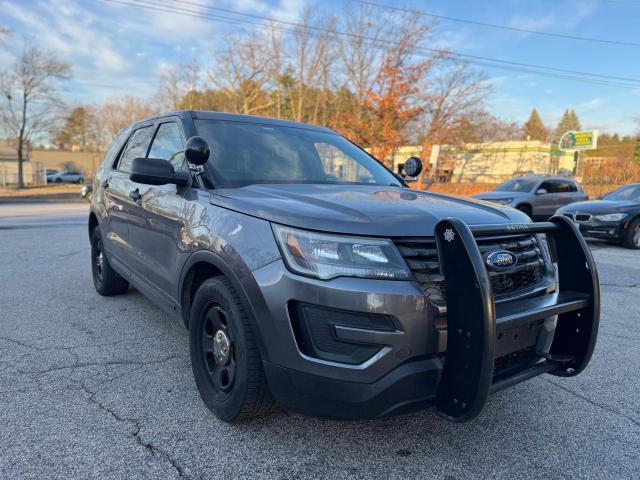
(1, 2), (639, 188)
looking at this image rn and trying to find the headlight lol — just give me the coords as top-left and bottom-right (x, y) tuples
(272, 225), (411, 280)
(491, 198), (513, 205)
(594, 213), (627, 222)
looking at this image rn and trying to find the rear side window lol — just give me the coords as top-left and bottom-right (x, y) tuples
(540, 179), (576, 193)
(148, 122), (185, 171)
(117, 126), (155, 173)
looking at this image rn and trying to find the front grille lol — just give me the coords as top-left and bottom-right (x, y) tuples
(494, 347), (537, 376)
(575, 214), (592, 222)
(395, 234), (546, 300)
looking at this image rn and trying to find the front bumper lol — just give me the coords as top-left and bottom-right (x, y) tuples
(562, 213), (626, 240)
(249, 217), (599, 421)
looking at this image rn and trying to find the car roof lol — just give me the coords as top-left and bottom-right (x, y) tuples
(511, 175), (578, 182)
(131, 110), (337, 134)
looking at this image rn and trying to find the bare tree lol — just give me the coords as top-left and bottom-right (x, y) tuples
(0, 45), (71, 188)
(155, 59), (201, 111)
(94, 95), (156, 149)
(421, 61), (490, 149)
(286, 8), (334, 123)
(209, 29), (281, 115)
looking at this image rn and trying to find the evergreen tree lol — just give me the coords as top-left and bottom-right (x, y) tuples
(633, 136), (640, 163)
(554, 109), (582, 140)
(522, 109), (548, 141)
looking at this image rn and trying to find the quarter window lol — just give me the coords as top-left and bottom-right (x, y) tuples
(117, 126), (155, 173)
(148, 123), (186, 171)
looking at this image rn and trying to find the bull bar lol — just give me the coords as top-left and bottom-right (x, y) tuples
(434, 215), (600, 422)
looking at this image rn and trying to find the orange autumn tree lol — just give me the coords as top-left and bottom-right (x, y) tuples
(339, 46), (433, 170)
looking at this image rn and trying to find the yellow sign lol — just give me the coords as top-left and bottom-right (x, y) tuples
(559, 130), (598, 151)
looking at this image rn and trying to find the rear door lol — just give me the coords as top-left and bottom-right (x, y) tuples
(126, 120), (190, 307)
(102, 125), (155, 272)
(553, 179), (583, 210)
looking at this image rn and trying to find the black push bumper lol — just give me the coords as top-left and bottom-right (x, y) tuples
(434, 215), (600, 422)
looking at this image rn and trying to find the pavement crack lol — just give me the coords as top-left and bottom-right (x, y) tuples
(132, 422), (190, 480)
(19, 355), (185, 376)
(600, 331), (640, 342)
(542, 377), (640, 427)
(600, 282), (640, 288)
(79, 380), (190, 479)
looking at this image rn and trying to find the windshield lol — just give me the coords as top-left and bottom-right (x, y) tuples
(494, 178), (538, 192)
(603, 185), (640, 202)
(195, 120), (402, 188)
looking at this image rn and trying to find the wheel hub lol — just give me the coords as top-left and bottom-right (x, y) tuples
(213, 329), (231, 365)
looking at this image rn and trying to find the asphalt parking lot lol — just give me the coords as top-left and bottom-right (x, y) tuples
(0, 203), (639, 479)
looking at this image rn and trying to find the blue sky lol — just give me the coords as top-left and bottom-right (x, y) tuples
(1, 0), (639, 135)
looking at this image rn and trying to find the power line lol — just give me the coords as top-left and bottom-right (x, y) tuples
(100, 0), (640, 89)
(356, 0), (640, 48)
(165, 0), (640, 84)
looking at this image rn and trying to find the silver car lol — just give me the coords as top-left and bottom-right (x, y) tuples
(473, 175), (588, 219)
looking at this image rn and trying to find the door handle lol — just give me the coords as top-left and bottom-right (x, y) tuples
(129, 189), (141, 201)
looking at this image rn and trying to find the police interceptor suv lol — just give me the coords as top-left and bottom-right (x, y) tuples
(89, 111), (600, 422)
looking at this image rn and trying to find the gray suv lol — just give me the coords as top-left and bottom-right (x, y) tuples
(89, 111), (599, 423)
(473, 175), (588, 219)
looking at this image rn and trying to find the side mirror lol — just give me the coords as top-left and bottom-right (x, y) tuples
(403, 156), (423, 178)
(536, 188), (548, 195)
(185, 136), (210, 166)
(130, 157), (190, 187)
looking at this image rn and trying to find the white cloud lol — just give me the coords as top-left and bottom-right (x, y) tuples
(508, 14), (556, 32)
(579, 97), (604, 110)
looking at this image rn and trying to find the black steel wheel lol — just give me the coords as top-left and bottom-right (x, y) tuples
(201, 304), (237, 396)
(189, 276), (274, 422)
(90, 227), (129, 296)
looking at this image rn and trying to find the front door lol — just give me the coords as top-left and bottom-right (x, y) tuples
(127, 121), (190, 308)
(102, 125), (155, 272)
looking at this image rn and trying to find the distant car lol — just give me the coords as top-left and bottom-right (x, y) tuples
(45, 169), (59, 182)
(48, 171), (85, 184)
(473, 175), (588, 219)
(81, 183), (93, 201)
(557, 183), (640, 249)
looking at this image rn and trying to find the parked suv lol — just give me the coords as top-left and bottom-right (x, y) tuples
(89, 111), (599, 423)
(473, 175), (588, 219)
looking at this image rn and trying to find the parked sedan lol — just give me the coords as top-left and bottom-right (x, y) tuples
(557, 183), (640, 249)
(473, 175), (588, 220)
(48, 170), (85, 184)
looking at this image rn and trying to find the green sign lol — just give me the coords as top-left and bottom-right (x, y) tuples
(559, 130), (598, 151)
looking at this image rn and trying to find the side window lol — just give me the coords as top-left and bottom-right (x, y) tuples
(117, 126), (155, 173)
(555, 180), (575, 193)
(148, 122), (185, 171)
(314, 142), (376, 183)
(539, 181), (554, 193)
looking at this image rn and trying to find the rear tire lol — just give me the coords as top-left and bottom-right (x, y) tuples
(623, 218), (640, 249)
(189, 276), (274, 422)
(91, 227), (129, 295)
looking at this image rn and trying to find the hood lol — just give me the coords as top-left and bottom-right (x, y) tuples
(558, 199), (639, 215)
(209, 184), (530, 237)
(472, 191), (530, 201)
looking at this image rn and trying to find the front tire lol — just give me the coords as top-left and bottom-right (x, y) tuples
(623, 218), (640, 249)
(91, 227), (129, 295)
(516, 204), (532, 219)
(189, 277), (274, 422)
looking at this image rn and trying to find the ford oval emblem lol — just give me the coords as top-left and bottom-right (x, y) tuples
(486, 250), (518, 271)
